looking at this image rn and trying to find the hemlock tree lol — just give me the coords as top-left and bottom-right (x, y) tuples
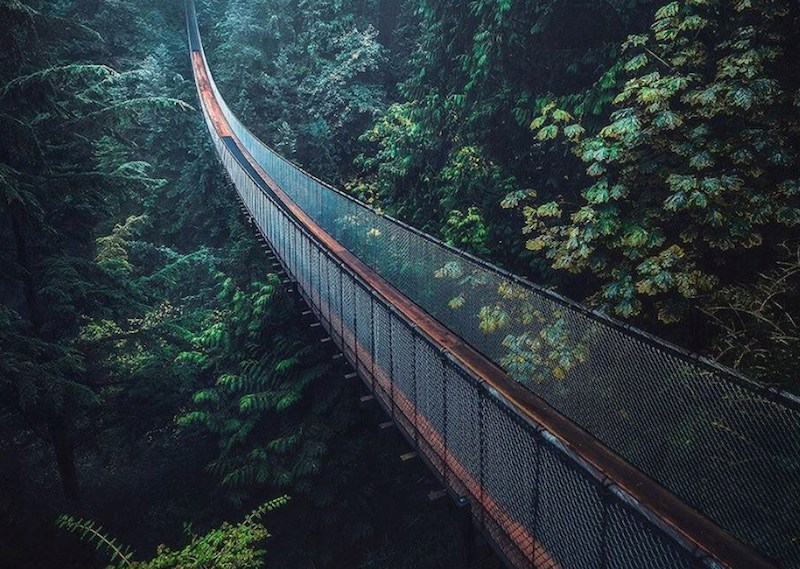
(209, 0), (388, 183)
(0, 0), (187, 498)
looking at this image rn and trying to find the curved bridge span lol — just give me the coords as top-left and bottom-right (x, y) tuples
(186, 2), (800, 567)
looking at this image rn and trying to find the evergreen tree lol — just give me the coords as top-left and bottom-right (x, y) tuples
(0, 0), (188, 498)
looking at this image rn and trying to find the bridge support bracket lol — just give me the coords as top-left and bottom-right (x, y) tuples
(428, 489), (447, 502)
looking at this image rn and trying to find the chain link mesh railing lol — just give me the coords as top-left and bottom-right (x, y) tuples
(187, 2), (799, 566)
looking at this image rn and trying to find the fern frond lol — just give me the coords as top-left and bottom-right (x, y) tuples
(274, 356), (298, 373)
(239, 392), (280, 412)
(219, 461), (261, 488)
(244, 495), (291, 524)
(266, 432), (302, 454)
(1, 65), (117, 99)
(1, 0), (38, 17)
(276, 391), (301, 411)
(176, 410), (210, 426)
(80, 97), (193, 120)
(56, 515), (134, 567)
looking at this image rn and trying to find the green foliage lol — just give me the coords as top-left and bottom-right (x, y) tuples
(517, 0), (800, 322)
(56, 515), (135, 567)
(703, 241), (800, 390)
(209, 0), (388, 183)
(96, 215), (149, 274)
(355, 0), (646, 274)
(0, 0), (194, 497)
(57, 497), (289, 569)
(177, 275), (335, 500)
(442, 206), (490, 256)
(435, 261), (589, 384)
(355, 101), (440, 220)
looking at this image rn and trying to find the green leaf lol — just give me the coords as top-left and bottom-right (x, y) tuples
(536, 125), (559, 141)
(625, 53), (649, 72)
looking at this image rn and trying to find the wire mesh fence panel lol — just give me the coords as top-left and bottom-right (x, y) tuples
(385, 315), (409, 389)
(604, 499), (697, 569)
(317, 250), (330, 326)
(288, 223), (300, 286)
(388, 311), (417, 434)
(278, 212), (289, 262)
(444, 366), (482, 489)
(337, 268), (353, 354)
(303, 233), (314, 304)
(416, 342), (447, 437)
(281, 213), (291, 271)
(306, 241), (317, 309)
(354, 283), (373, 380)
(316, 244), (327, 315)
(316, 248), (326, 321)
(293, 225), (302, 281)
(293, 226), (306, 291)
(481, 398), (539, 559)
(373, 300), (393, 411)
(536, 444), (605, 569)
(267, 193), (278, 249)
(414, 339), (447, 476)
(389, 313), (421, 426)
(326, 254), (342, 346)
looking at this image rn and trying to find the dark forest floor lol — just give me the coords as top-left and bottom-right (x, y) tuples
(0, 379), (503, 569)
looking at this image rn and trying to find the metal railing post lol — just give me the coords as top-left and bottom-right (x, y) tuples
(412, 330), (419, 446)
(338, 266), (345, 352)
(388, 310), (395, 419)
(441, 350), (449, 487)
(530, 430), (543, 569)
(370, 293), (376, 391)
(478, 389), (485, 531)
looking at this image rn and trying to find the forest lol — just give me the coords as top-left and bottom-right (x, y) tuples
(1, 0), (798, 567)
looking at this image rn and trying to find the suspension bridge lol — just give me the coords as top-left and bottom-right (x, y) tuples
(186, 2), (800, 566)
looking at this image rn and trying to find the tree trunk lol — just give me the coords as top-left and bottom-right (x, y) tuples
(9, 207), (44, 332)
(47, 413), (80, 500)
(10, 207), (81, 499)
